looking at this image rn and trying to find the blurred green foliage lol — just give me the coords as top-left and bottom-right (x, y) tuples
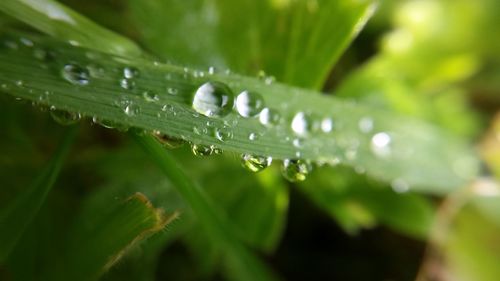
(1, 0), (500, 281)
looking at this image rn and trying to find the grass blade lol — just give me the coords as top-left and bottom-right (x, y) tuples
(63, 192), (177, 281)
(0, 33), (478, 192)
(0, 0), (141, 56)
(0, 126), (77, 261)
(134, 134), (280, 281)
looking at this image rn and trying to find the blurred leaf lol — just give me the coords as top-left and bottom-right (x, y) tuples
(134, 134), (280, 281)
(299, 166), (434, 237)
(0, 126), (77, 261)
(0, 0), (141, 56)
(0, 33), (478, 192)
(444, 204), (500, 281)
(128, 0), (377, 89)
(63, 192), (177, 281)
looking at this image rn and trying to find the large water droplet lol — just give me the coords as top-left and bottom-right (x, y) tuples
(192, 81), (234, 117)
(241, 154), (272, 172)
(191, 144), (214, 156)
(50, 109), (81, 126)
(235, 90), (264, 118)
(61, 64), (89, 85)
(371, 132), (392, 157)
(281, 159), (312, 182)
(259, 108), (281, 127)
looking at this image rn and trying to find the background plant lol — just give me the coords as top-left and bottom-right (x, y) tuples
(1, 0), (500, 280)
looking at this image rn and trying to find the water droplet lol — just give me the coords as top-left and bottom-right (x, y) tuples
(167, 87), (178, 95)
(281, 159), (312, 182)
(292, 138), (303, 148)
(208, 66), (216, 75)
(61, 64), (89, 85)
(259, 107), (281, 127)
(20, 38), (33, 47)
(241, 154), (272, 172)
(191, 144), (214, 156)
(143, 90), (159, 102)
(192, 81), (234, 117)
(153, 130), (184, 149)
(50, 109), (81, 126)
(248, 132), (258, 141)
(124, 103), (140, 116)
(291, 112), (312, 135)
(123, 66), (139, 79)
(92, 117), (129, 131)
(120, 78), (136, 90)
(371, 132), (392, 157)
(214, 127), (233, 142)
(391, 178), (409, 193)
(359, 117), (374, 133)
(321, 117), (334, 133)
(235, 90), (265, 118)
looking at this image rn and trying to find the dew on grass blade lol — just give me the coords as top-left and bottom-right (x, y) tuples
(192, 81), (234, 117)
(259, 107), (281, 127)
(61, 64), (89, 85)
(191, 144), (214, 156)
(241, 154), (272, 172)
(235, 90), (264, 118)
(50, 109), (81, 126)
(281, 159), (312, 182)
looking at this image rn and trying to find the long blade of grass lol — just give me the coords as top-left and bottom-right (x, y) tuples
(0, 33), (478, 193)
(0, 0), (141, 56)
(134, 134), (280, 281)
(0, 126), (77, 261)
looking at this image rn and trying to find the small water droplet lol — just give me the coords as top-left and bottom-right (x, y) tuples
(167, 87), (178, 95)
(259, 107), (281, 127)
(321, 117), (334, 133)
(248, 132), (258, 141)
(235, 90), (265, 118)
(191, 144), (214, 156)
(391, 178), (409, 193)
(120, 78), (136, 90)
(192, 81), (234, 118)
(241, 154), (272, 172)
(153, 130), (184, 149)
(50, 109), (81, 126)
(124, 103), (140, 116)
(214, 127), (233, 142)
(92, 117), (129, 131)
(371, 132), (392, 157)
(143, 90), (159, 102)
(20, 38), (34, 47)
(281, 159), (312, 182)
(208, 66), (216, 75)
(292, 138), (303, 148)
(291, 112), (313, 135)
(123, 66), (139, 79)
(61, 64), (89, 85)
(359, 117), (374, 133)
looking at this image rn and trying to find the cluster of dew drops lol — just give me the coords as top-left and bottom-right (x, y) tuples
(56, 61), (319, 182)
(2, 37), (393, 184)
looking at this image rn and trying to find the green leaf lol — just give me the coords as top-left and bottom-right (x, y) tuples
(299, 166), (434, 237)
(63, 192), (177, 281)
(0, 32), (478, 192)
(0, 0), (141, 56)
(0, 126), (77, 261)
(134, 134), (280, 281)
(128, 0), (377, 89)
